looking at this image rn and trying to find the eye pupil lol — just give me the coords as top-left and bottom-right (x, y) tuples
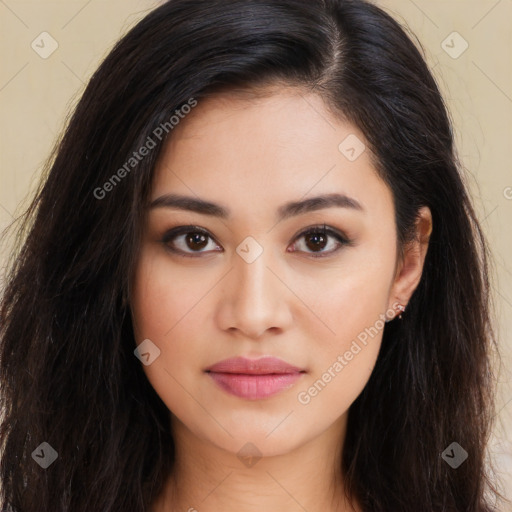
(305, 232), (327, 251)
(187, 232), (208, 250)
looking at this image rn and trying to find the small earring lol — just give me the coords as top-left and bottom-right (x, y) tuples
(397, 303), (406, 319)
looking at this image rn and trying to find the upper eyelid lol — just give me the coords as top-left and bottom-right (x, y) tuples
(163, 224), (346, 239)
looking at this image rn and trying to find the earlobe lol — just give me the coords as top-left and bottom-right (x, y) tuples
(388, 206), (433, 316)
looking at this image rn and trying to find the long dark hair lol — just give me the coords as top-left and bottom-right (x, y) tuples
(0, 0), (503, 510)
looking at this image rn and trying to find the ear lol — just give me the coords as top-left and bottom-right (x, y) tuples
(388, 206), (432, 316)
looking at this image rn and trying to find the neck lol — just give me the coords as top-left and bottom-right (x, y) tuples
(153, 412), (361, 512)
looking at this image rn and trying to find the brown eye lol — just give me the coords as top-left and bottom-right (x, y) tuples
(161, 226), (222, 257)
(185, 232), (209, 251)
(290, 225), (351, 258)
(304, 232), (328, 252)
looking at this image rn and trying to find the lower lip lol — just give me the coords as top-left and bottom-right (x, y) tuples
(206, 371), (304, 400)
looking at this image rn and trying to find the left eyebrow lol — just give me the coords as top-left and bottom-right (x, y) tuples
(148, 192), (364, 221)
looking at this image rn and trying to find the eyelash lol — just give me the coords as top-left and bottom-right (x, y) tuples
(160, 224), (352, 259)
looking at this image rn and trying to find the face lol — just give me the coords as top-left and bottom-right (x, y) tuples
(130, 86), (424, 458)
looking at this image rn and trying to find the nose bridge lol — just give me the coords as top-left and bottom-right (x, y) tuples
(219, 238), (290, 338)
(234, 240), (276, 310)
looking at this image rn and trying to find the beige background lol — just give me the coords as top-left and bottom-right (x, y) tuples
(1, 0), (511, 505)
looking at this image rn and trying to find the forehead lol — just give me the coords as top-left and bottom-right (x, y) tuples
(163, 85), (344, 152)
(151, 86), (393, 222)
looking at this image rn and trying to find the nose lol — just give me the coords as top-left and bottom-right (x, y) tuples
(215, 246), (294, 340)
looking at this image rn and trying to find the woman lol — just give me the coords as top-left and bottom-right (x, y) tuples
(0, 0), (503, 510)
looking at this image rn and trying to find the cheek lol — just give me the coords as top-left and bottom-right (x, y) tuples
(296, 237), (395, 410)
(130, 249), (205, 375)
(295, 280), (388, 423)
(130, 250), (215, 427)
(303, 236), (395, 348)
(131, 248), (207, 339)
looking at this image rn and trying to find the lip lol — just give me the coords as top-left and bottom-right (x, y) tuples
(205, 356), (306, 400)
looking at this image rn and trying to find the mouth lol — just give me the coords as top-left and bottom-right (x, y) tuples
(204, 356), (306, 400)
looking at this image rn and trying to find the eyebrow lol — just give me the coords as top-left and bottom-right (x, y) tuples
(149, 192), (364, 221)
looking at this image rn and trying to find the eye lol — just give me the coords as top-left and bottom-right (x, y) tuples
(288, 224), (351, 258)
(161, 225), (222, 257)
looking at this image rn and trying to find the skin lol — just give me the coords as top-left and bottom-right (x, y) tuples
(130, 85), (432, 512)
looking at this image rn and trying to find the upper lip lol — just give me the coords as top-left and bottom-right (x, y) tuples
(205, 356), (305, 375)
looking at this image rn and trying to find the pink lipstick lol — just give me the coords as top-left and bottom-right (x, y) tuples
(204, 356), (305, 400)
